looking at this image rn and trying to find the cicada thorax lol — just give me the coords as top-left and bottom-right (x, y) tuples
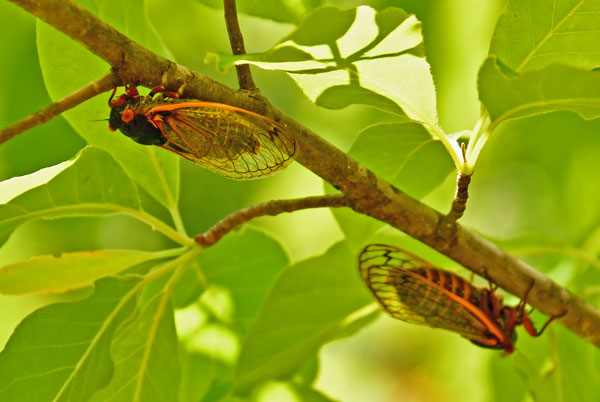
(359, 244), (563, 354)
(107, 86), (297, 180)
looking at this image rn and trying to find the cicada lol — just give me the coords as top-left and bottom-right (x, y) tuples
(358, 244), (565, 353)
(108, 86), (296, 180)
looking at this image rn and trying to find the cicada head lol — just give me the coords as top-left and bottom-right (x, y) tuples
(108, 97), (166, 146)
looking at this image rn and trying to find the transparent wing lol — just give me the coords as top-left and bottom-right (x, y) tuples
(359, 244), (491, 340)
(157, 104), (296, 180)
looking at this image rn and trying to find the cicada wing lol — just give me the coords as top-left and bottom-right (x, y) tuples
(359, 244), (491, 339)
(155, 104), (296, 180)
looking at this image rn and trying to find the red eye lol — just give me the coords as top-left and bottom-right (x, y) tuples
(121, 109), (135, 123)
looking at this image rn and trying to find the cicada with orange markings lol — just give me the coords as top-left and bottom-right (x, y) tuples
(108, 86), (296, 180)
(358, 244), (565, 354)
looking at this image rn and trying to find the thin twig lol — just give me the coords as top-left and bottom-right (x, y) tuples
(7, 0), (600, 348)
(196, 194), (351, 246)
(224, 0), (256, 90)
(438, 172), (472, 236)
(0, 73), (118, 145)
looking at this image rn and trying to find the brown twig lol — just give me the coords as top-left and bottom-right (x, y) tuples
(438, 172), (472, 237)
(196, 194), (350, 246)
(7, 0), (600, 348)
(0, 74), (118, 146)
(224, 0), (256, 91)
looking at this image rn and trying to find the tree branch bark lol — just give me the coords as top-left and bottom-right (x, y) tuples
(196, 194), (350, 246)
(0, 74), (118, 145)
(6, 0), (600, 348)
(438, 172), (472, 237)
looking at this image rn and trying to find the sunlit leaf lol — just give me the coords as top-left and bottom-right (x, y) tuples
(350, 123), (454, 198)
(211, 6), (438, 128)
(90, 287), (180, 402)
(196, 0), (323, 24)
(479, 57), (600, 130)
(0, 249), (169, 295)
(490, 0), (600, 72)
(0, 147), (139, 248)
(291, 383), (338, 402)
(0, 277), (139, 402)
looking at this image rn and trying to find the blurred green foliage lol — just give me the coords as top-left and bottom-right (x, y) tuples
(0, 0), (599, 401)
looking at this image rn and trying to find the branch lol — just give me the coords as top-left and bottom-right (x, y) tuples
(0, 74), (118, 145)
(224, 0), (256, 90)
(196, 194), (350, 246)
(8, 0), (600, 348)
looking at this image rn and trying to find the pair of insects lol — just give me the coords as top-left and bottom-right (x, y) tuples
(359, 244), (565, 353)
(108, 86), (562, 353)
(108, 85), (296, 180)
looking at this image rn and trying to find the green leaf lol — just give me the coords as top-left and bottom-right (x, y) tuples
(552, 326), (600, 401)
(178, 351), (216, 402)
(327, 122), (454, 249)
(326, 201), (384, 252)
(90, 287), (180, 402)
(490, 233), (600, 272)
(511, 325), (600, 402)
(490, 0), (600, 72)
(290, 383), (338, 402)
(489, 355), (528, 401)
(199, 227), (289, 333)
(233, 242), (376, 392)
(0, 249), (169, 295)
(479, 57), (600, 130)
(196, 0), (323, 24)
(462, 112), (600, 242)
(0, 147), (139, 248)
(36, 0), (180, 210)
(287, 7), (356, 45)
(172, 260), (205, 309)
(350, 123), (454, 199)
(0, 277), (139, 402)
(215, 6), (438, 126)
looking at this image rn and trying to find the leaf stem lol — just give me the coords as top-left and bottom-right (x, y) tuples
(1, 203), (194, 246)
(428, 123), (464, 171)
(169, 206), (188, 237)
(464, 110), (490, 173)
(115, 208), (195, 246)
(132, 245), (195, 401)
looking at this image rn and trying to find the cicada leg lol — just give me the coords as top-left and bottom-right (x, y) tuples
(517, 280), (567, 337)
(109, 86), (140, 108)
(481, 268), (502, 317)
(149, 85), (179, 99)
